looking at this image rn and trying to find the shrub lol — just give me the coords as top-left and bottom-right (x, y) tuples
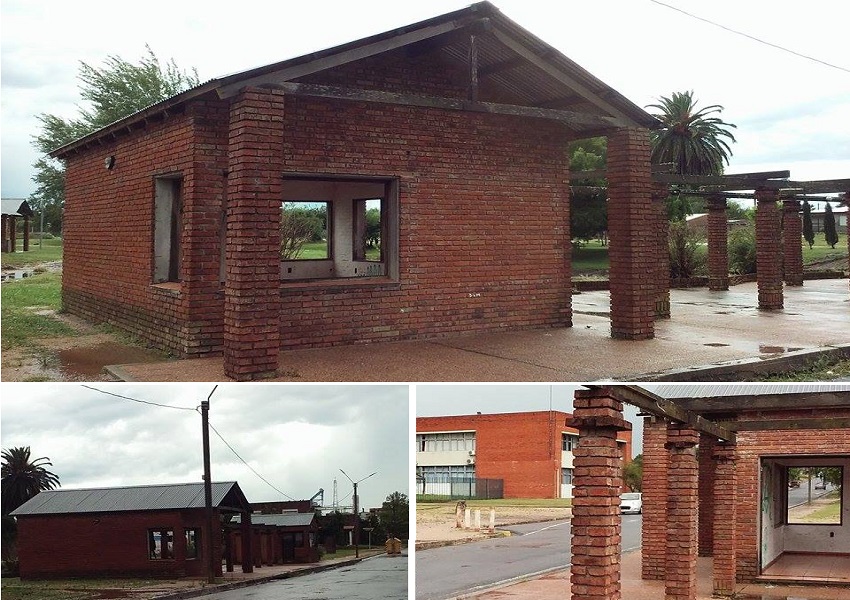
(668, 221), (707, 279)
(728, 226), (757, 275)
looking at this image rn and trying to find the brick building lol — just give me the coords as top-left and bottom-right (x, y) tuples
(416, 410), (632, 498)
(10, 482), (254, 580)
(565, 384), (850, 600)
(52, 1), (660, 380)
(229, 512), (320, 567)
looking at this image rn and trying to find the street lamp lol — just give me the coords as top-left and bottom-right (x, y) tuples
(340, 469), (376, 558)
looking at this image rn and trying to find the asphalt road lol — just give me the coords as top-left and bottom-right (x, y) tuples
(416, 515), (642, 600)
(199, 554), (408, 600)
(788, 482), (834, 507)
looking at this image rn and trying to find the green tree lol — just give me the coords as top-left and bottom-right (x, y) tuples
(823, 202), (839, 249)
(2, 446), (60, 514)
(647, 90), (737, 176)
(380, 491), (409, 540)
(623, 454), (643, 492)
(280, 203), (327, 259)
(802, 201), (815, 249)
(30, 46), (199, 235)
(728, 225), (757, 275)
(569, 137), (608, 243)
(365, 207), (381, 249)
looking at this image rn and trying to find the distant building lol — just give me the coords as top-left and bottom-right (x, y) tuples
(416, 411), (632, 499)
(809, 202), (847, 232)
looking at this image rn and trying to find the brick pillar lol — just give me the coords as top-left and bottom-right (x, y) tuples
(665, 423), (699, 600)
(568, 388), (632, 600)
(697, 433), (716, 556)
(782, 199), (804, 286)
(607, 127), (655, 339)
(641, 416), (668, 580)
(707, 195), (729, 291)
(755, 188), (783, 309)
(652, 183), (671, 318)
(712, 443), (737, 597)
(1, 214), (7, 252)
(224, 88), (284, 380)
(241, 512), (253, 573)
(9, 215), (16, 252)
(23, 215), (30, 251)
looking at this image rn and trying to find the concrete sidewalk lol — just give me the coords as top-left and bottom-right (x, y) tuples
(107, 279), (850, 382)
(461, 551), (850, 600)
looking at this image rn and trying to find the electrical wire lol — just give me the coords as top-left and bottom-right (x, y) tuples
(649, 0), (850, 74)
(81, 385), (197, 411)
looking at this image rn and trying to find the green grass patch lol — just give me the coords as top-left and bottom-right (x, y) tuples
(802, 232), (847, 266)
(1, 272), (76, 350)
(321, 547), (385, 561)
(757, 357), (850, 382)
(0, 238), (63, 268)
(796, 495), (842, 524)
(417, 498), (571, 508)
(0, 577), (160, 600)
(572, 240), (610, 274)
(293, 241), (381, 261)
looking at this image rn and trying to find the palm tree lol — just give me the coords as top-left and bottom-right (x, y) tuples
(1, 447), (60, 515)
(647, 90), (737, 176)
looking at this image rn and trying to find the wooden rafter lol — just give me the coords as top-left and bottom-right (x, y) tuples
(674, 391), (850, 413)
(718, 417), (850, 432)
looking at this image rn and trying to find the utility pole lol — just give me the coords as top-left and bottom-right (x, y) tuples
(340, 469), (376, 559)
(202, 385), (218, 584)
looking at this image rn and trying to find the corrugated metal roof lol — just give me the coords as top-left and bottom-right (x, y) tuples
(1, 198), (34, 217)
(233, 513), (316, 527)
(10, 482), (241, 516)
(643, 383), (850, 400)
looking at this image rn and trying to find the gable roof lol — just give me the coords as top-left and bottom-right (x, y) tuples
(646, 383), (850, 400)
(10, 481), (250, 516)
(52, 2), (657, 158)
(1, 198), (34, 217)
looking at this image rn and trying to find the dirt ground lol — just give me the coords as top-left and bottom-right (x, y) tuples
(416, 503), (572, 543)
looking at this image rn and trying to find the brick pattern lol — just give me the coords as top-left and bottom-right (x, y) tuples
(664, 424), (699, 600)
(712, 444), (737, 596)
(569, 390), (630, 600)
(697, 433), (716, 556)
(641, 417), (668, 580)
(16, 510), (222, 579)
(223, 88), (285, 380)
(755, 190), (784, 309)
(707, 195), (729, 290)
(652, 183), (671, 318)
(781, 200), (804, 286)
(607, 128), (655, 339)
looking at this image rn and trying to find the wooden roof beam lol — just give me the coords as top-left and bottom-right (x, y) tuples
(653, 170), (791, 188)
(719, 417), (850, 432)
(674, 391), (850, 413)
(760, 178), (850, 194)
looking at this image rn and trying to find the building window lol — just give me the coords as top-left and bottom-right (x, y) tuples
(281, 176), (398, 281)
(562, 434), (579, 452)
(561, 468), (573, 485)
(148, 529), (174, 560)
(153, 176), (182, 283)
(416, 432), (476, 452)
(185, 528), (200, 559)
(786, 466), (843, 525)
(419, 464), (475, 482)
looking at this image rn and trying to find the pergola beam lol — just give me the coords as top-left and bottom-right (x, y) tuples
(760, 178), (850, 194)
(589, 385), (737, 443)
(674, 391), (850, 413)
(719, 417), (850, 431)
(652, 170), (791, 188)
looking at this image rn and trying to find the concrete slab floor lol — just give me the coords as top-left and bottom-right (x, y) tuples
(462, 552), (850, 600)
(107, 279), (850, 382)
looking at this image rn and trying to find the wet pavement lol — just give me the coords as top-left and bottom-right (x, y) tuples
(107, 279), (850, 382)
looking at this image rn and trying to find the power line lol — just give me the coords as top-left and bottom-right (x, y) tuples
(81, 385), (197, 411)
(207, 420), (295, 500)
(648, 0), (850, 74)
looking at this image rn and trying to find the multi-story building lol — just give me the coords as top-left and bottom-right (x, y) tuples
(415, 411), (632, 499)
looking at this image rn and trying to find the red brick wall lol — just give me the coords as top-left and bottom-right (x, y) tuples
(417, 411), (632, 498)
(16, 509), (221, 579)
(60, 48), (573, 358)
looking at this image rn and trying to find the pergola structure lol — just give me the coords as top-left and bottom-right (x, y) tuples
(571, 170), (850, 314)
(1, 198), (34, 253)
(567, 384), (850, 600)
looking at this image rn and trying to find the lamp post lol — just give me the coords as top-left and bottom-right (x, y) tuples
(340, 469), (376, 558)
(201, 385), (218, 584)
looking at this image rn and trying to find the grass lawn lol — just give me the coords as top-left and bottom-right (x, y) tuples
(802, 232), (847, 265)
(0, 577), (159, 600)
(294, 241), (381, 261)
(758, 357), (850, 382)
(417, 497), (571, 508)
(572, 240), (610, 274)
(0, 238), (63, 268)
(1, 272), (76, 350)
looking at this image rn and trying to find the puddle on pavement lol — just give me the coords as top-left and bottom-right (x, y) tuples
(759, 345), (805, 354)
(704, 342), (730, 347)
(57, 342), (165, 379)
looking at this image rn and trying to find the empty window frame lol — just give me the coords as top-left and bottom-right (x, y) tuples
(281, 176), (398, 281)
(153, 176), (183, 283)
(280, 201), (330, 260)
(185, 528), (200, 559)
(786, 466), (843, 525)
(148, 528), (174, 560)
(562, 434), (579, 452)
(419, 464), (475, 482)
(561, 468), (574, 485)
(416, 432), (476, 452)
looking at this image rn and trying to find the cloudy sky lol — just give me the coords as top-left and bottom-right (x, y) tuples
(0, 383), (409, 510)
(2, 0), (849, 198)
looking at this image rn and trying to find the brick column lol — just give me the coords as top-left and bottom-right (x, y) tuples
(607, 127), (655, 339)
(782, 199), (804, 286)
(665, 423), (699, 600)
(707, 195), (729, 291)
(23, 215), (30, 251)
(240, 512), (253, 573)
(697, 433), (716, 556)
(652, 183), (671, 318)
(9, 215), (17, 252)
(641, 416), (668, 580)
(568, 388), (632, 600)
(224, 88), (285, 380)
(755, 188), (783, 309)
(712, 443), (738, 597)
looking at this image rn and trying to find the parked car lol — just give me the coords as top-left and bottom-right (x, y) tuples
(620, 492), (643, 514)
(789, 480), (800, 488)
(815, 481), (826, 490)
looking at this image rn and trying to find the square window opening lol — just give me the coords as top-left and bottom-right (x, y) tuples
(153, 177), (182, 283)
(280, 201), (330, 260)
(785, 466), (843, 526)
(148, 528), (174, 560)
(185, 528), (200, 559)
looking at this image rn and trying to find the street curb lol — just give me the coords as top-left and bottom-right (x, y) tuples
(150, 557), (366, 599)
(415, 530), (511, 551)
(634, 343), (850, 382)
(103, 364), (138, 382)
